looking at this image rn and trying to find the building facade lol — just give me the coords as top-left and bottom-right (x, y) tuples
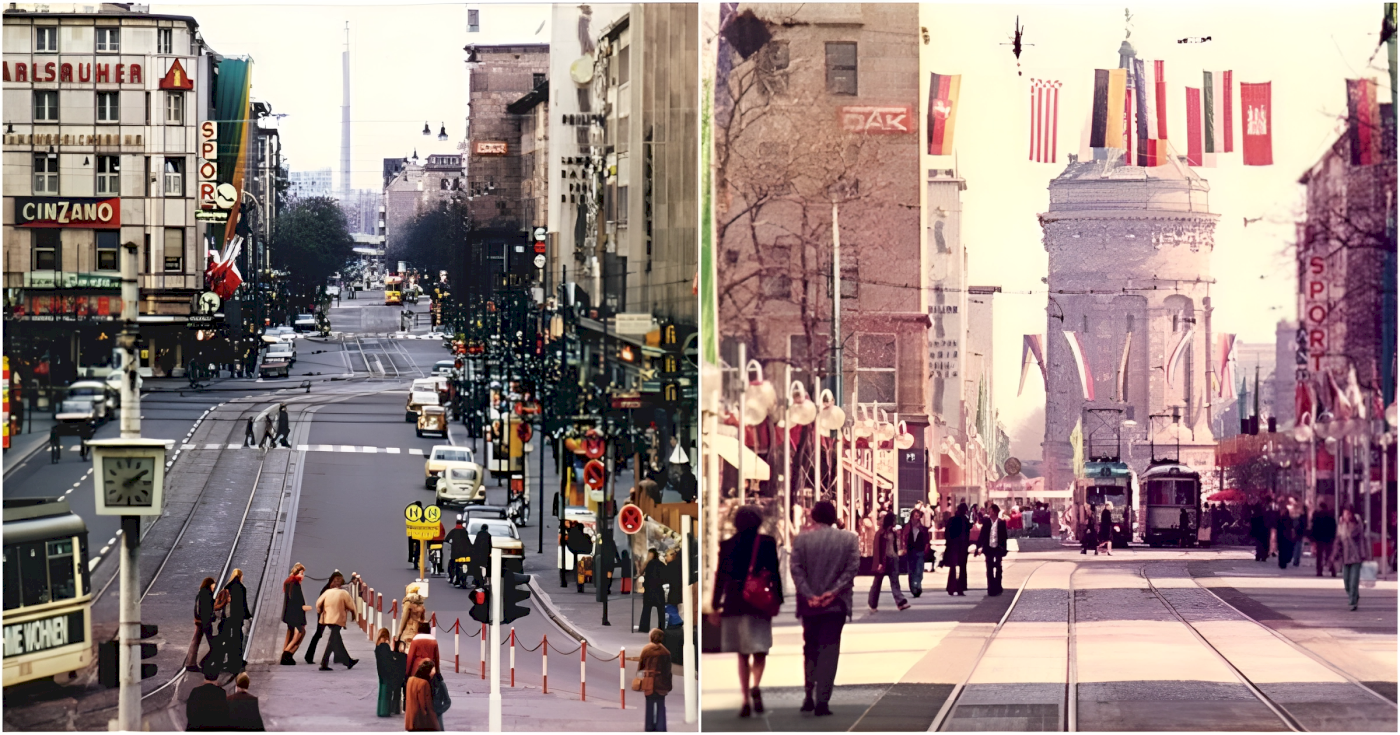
(287, 167), (331, 202)
(382, 154), (463, 254)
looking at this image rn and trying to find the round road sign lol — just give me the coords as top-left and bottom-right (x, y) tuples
(618, 503), (644, 534)
(424, 505), (441, 524)
(533, 254), (547, 269)
(1004, 457), (1022, 476)
(404, 502), (424, 522)
(583, 460), (606, 490)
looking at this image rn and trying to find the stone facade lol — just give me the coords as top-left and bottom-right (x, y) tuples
(382, 155), (463, 253)
(1040, 157), (1220, 497)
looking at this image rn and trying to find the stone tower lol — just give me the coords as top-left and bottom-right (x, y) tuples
(1039, 155), (1220, 498)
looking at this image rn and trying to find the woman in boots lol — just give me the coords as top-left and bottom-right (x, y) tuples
(280, 564), (310, 664)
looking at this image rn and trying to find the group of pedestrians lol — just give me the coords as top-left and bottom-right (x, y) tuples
(1245, 498), (1376, 611)
(243, 404), (292, 449)
(184, 570), (253, 677)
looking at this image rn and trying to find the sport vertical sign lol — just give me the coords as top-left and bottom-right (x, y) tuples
(198, 121), (217, 210)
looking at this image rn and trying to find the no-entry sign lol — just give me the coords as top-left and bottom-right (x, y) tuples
(618, 503), (644, 535)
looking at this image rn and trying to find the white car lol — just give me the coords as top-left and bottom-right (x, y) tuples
(57, 380), (114, 424)
(435, 465), (485, 507)
(266, 342), (296, 364)
(326, 285), (341, 297)
(293, 313), (318, 333)
(463, 515), (524, 555)
(103, 371), (143, 404)
(424, 445), (475, 489)
(432, 360), (457, 377)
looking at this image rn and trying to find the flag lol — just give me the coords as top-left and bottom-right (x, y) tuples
(1185, 86), (1204, 166)
(1240, 82), (1273, 165)
(1019, 334), (1047, 395)
(1029, 78), (1061, 163)
(1063, 330), (1095, 401)
(1203, 71), (1235, 161)
(1347, 78), (1381, 166)
(1133, 58), (1152, 165)
(1295, 381), (1315, 427)
(1223, 70), (1234, 152)
(927, 72), (961, 156)
(1217, 334), (1238, 401)
(206, 236), (244, 300)
(1070, 417), (1085, 479)
(1116, 333), (1132, 401)
(1123, 71), (1135, 164)
(1345, 365), (1367, 420)
(1153, 60), (1168, 139)
(1328, 369), (1353, 420)
(1090, 68), (1127, 149)
(1166, 328), (1194, 389)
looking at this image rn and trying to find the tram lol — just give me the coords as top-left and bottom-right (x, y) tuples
(1141, 460), (1203, 547)
(3, 498), (93, 687)
(1077, 460), (1136, 547)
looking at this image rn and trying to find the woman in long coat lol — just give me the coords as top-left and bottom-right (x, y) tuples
(374, 628), (405, 717)
(398, 584), (427, 649)
(709, 505), (781, 718)
(280, 563), (310, 665)
(944, 503), (969, 596)
(1333, 506), (1372, 611)
(219, 569), (252, 674)
(404, 660), (439, 731)
(1081, 507), (1098, 555)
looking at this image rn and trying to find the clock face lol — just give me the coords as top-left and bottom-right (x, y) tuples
(103, 456), (157, 507)
(199, 292), (221, 314)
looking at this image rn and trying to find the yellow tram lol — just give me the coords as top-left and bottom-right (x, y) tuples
(3, 498), (93, 687)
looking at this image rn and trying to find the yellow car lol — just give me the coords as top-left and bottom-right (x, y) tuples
(405, 390), (441, 423)
(417, 405), (448, 439)
(424, 445), (475, 489)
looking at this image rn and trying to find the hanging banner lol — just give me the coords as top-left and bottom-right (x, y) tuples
(1029, 79), (1061, 163)
(1089, 68), (1126, 149)
(1347, 78), (1381, 166)
(1240, 81), (1273, 166)
(1063, 331), (1095, 401)
(926, 72), (961, 156)
(1217, 334), (1238, 401)
(213, 58), (252, 246)
(1165, 328), (1195, 390)
(1018, 334), (1047, 396)
(1185, 86), (1204, 166)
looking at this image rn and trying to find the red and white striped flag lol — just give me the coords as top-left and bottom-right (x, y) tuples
(1029, 78), (1061, 163)
(1153, 60), (1168, 140)
(1063, 331), (1095, 401)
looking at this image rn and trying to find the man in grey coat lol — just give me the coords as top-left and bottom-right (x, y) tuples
(789, 500), (860, 717)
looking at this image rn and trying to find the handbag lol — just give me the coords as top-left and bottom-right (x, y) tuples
(1360, 560), (1379, 588)
(632, 670), (656, 695)
(740, 533), (781, 617)
(430, 672), (452, 714)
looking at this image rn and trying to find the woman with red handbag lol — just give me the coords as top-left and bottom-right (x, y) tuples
(708, 505), (782, 718)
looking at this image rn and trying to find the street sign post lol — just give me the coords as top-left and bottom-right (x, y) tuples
(405, 503), (442, 579)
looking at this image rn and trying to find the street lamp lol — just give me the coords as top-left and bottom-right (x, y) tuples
(422, 121), (431, 136)
(438, 124), (449, 142)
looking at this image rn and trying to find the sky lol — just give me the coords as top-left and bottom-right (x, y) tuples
(918, 2), (1391, 459)
(155, 1), (552, 192)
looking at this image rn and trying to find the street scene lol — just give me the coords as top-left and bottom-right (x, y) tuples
(698, 3), (1398, 732)
(4, 2), (698, 732)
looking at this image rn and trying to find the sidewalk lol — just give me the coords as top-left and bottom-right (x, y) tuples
(2, 414), (55, 475)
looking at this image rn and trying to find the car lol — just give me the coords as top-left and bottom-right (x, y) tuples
(463, 516), (524, 556)
(432, 360), (457, 377)
(424, 445), (475, 489)
(405, 390), (441, 423)
(103, 370), (144, 405)
(425, 330), (451, 341)
(293, 313), (318, 333)
(266, 342), (296, 365)
(412, 377), (451, 404)
(57, 380), (113, 424)
(326, 285), (341, 297)
(417, 404), (448, 438)
(259, 358), (290, 379)
(435, 464), (485, 507)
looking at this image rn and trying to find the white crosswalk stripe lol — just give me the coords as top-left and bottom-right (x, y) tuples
(386, 447), (401, 454)
(361, 446), (377, 453)
(183, 443), (427, 455)
(409, 448), (424, 455)
(340, 446), (356, 452)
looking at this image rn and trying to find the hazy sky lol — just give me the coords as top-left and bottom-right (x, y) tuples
(920, 2), (1390, 457)
(155, 1), (552, 191)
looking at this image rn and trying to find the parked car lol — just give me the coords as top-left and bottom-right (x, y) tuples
(326, 285), (341, 298)
(435, 464), (485, 507)
(266, 341), (296, 365)
(293, 313), (318, 332)
(412, 377), (451, 404)
(56, 380), (113, 425)
(424, 445), (475, 489)
(405, 390), (441, 423)
(432, 360), (457, 377)
(103, 370), (144, 405)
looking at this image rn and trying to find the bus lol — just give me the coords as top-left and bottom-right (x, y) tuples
(3, 498), (93, 687)
(384, 275), (403, 306)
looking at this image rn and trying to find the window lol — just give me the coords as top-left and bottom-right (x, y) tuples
(33, 229), (60, 271)
(35, 26), (57, 53)
(158, 28), (172, 54)
(762, 40), (790, 71)
(34, 91), (58, 122)
(33, 153), (58, 194)
(95, 27), (120, 52)
(617, 185), (628, 223)
(164, 228), (184, 272)
(533, 72), (546, 88)
(143, 233), (151, 274)
(163, 157), (183, 196)
(856, 334), (897, 405)
(467, 8), (479, 32)
(96, 91), (120, 123)
(618, 45), (630, 86)
(577, 87), (591, 113)
(826, 42), (857, 95)
(164, 92), (184, 125)
(789, 333), (830, 392)
(96, 231), (119, 271)
(841, 265), (859, 299)
(762, 272), (792, 299)
(96, 155), (120, 195)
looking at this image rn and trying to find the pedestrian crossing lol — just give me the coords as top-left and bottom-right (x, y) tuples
(185, 443), (425, 455)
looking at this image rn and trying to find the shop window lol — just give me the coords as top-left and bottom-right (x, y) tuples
(33, 153), (58, 194)
(96, 155), (120, 195)
(163, 157), (183, 196)
(34, 91), (58, 122)
(97, 231), (119, 271)
(97, 91), (120, 123)
(158, 28), (172, 54)
(825, 42), (857, 95)
(95, 27), (120, 53)
(35, 26), (57, 53)
(33, 229), (60, 271)
(164, 228), (184, 272)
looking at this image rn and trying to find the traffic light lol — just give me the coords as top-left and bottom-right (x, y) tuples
(502, 571), (532, 624)
(469, 585), (492, 625)
(96, 624), (158, 687)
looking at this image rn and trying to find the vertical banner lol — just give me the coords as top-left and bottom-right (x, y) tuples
(1240, 81), (1273, 166)
(1153, 60), (1168, 140)
(1222, 70), (1234, 152)
(1166, 328), (1195, 390)
(1029, 79), (1061, 163)
(1063, 331), (1095, 401)
(1202, 71), (1219, 166)
(1347, 78), (1381, 166)
(1123, 72), (1134, 164)
(927, 72), (961, 156)
(1133, 58), (1152, 165)
(1018, 334), (1047, 395)
(1217, 334), (1238, 401)
(1089, 68), (1126, 149)
(1185, 86), (1204, 166)
(213, 58), (252, 246)
(1116, 334), (1132, 402)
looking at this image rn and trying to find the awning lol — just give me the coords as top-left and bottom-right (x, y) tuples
(704, 433), (771, 481)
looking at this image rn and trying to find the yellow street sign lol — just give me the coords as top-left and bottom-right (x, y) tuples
(424, 505), (441, 523)
(406, 521), (439, 540)
(405, 503), (423, 522)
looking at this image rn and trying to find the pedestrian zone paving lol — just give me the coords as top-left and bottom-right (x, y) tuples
(183, 443), (426, 454)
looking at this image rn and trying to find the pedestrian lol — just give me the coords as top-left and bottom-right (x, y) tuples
(709, 505), (780, 718)
(303, 575), (337, 664)
(638, 549), (667, 632)
(430, 657), (452, 731)
(1179, 507), (1192, 548)
(217, 569), (252, 674)
(868, 512), (911, 611)
(903, 510), (931, 598)
(1081, 506), (1097, 555)
(975, 504), (1009, 596)
(184, 577), (217, 672)
(314, 571), (358, 671)
(1275, 502), (1298, 570)
(405, 621), (441, 681)
(664, 546), (684, 611)
(261, 412), (276, 449)
(1249, 502), (1268, 561)
(1291, 501), (1307, 567)
(185, 663), (229, 731)
(375, 628), (405, 717)
(1311, 502), (1338, 577)
(945, 502), (970, 595)
(226, 672), (266, 731)
(1264, 499), (1281, 559)
(275, 404), (291, 448)
(280, 563), (310, 665)
(788, 500), (859, 717)
(244, 416), (257, 447)
(444, 517), (471, 588)
(558, 520), (574, 588)
(1097, 503), (1115, 555)
(1334, 506), (1372, 611)
(398, 583), (427, 650)
(637, 627), (674, 731)
(404, 660), (439, 731)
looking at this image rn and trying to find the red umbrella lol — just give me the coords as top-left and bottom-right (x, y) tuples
(1207, 488), (1247, 503)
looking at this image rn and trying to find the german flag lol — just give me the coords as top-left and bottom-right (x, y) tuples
(1089, 68), (1127, 149)
(927, 72), (961, 156)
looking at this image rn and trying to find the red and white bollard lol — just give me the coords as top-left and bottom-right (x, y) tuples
(542, 634), (549, 694)
(376, 592), (383, 636)
(580, 640), (587, 701)
(480, 623), (487, 679)
(390, 599), (399, 640)
(430, 612), (437, 633)
(509, 627), (516, 688)
(619, 646), (626, 710)
(453, 619), (460, 674)
(366, 587), (374, 640)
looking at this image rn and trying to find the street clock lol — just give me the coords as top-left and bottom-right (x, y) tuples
(197, 291), (222, 315)
(89, 438), (170, 516)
